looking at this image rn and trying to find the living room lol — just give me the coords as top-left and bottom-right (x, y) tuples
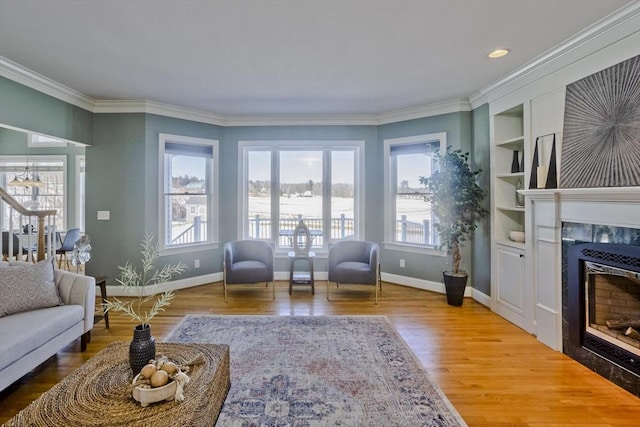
(1, 1), (639, 425)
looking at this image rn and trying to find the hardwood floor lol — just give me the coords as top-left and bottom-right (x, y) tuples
(1, 281), (639, 425)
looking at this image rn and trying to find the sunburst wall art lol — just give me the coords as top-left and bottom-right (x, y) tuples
(560, 55), (640, 188)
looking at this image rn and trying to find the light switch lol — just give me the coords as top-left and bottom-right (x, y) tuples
(97, 211), (110, 220)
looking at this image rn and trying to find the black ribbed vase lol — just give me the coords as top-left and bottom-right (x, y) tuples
(129, 324), (156, 375)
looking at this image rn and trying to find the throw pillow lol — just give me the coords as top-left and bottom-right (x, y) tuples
(0, 257), (61, 318)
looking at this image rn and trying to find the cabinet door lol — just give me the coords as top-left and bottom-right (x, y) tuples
(492, 245), (530, 331)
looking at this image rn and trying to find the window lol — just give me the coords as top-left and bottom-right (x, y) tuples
(159, 134), (218, 252)
(383, 133), (446, 251)
(241, 141), (363, 251)
(0, 156), (66, 231)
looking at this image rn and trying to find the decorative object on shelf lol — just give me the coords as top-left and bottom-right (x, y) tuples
(530, 133), (557, 189)
(509, 230), (525, 243)
(293, 219), (311, 255)
(519, 151), (525, 172)
(511, 150), (520, 173)
(103, 233), (188, 374)
(420, 147), (488, 306)
(515, 179), (525, 206)
(561, 55), (640, 188)
(69, 234), (91, 274)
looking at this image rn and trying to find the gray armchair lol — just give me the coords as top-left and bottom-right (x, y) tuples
(327, 240), (381, 304)
(223, 240), (275, 302)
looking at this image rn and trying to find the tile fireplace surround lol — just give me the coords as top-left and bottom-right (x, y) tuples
(523, 187), (640, 396)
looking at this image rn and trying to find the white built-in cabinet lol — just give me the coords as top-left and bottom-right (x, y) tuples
(490, 103), (536, 334)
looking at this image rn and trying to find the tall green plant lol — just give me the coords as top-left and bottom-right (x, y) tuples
(103, 233), (188, 327)
(419, 147), (488, 276)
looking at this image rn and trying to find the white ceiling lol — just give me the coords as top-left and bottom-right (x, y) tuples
(0, 0), (633, 117)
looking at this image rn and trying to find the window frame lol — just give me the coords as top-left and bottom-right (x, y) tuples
(383, 133), (447, 255)
(158, 133), (219, 255)
(0, 154), (67, 231)
(239, 140), (364, 254)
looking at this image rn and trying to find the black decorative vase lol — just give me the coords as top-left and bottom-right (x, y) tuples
(511, 150), (520, 173)
(129, 324), (156, 375)
(443, 272), (468, 306)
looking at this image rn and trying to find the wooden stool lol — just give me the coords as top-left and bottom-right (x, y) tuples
(93, 276), (109, 328)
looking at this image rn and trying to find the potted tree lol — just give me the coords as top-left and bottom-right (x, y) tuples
(420, 147), (488, 306)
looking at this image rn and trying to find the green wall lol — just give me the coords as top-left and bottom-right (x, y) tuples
(1, 77), (492, 294)
(0, 77), (92, 143)
(471, 104), (491, 295)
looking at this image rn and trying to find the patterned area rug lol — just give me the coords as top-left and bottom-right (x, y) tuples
(165, 315), (466, 427)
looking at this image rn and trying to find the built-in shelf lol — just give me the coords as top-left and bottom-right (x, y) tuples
(496, 135), (525, 148)
(496, 172), (525, 180)
(496, 239), (525, 250)
(497, 205), (525, 212)
(491, 103), (531, 335)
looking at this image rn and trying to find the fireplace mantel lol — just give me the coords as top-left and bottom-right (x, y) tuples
(522, 187), (639, 350)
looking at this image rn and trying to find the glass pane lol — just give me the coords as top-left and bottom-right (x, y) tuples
(394, 152), (436, 245)
(247, 151), (271, 239)
(279, 151), (322, 248)
(331, 151), (355, 240)
(166, 195), (208, 245)
(167, 154), (206, 194)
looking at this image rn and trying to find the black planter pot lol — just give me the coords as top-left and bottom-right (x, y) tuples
(129, 324), (156, 375)
(443, 272), (468, 306)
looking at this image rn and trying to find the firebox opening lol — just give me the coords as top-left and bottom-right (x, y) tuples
(584, 261), (640, 358)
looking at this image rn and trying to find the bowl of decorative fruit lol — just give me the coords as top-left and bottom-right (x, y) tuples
(131, 359), (179, 407)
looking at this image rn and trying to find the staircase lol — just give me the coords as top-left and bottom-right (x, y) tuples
(0, 186), (57, 262)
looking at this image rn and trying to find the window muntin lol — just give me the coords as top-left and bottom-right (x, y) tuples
(241, 141), (363, 252)
(384, 133), (446, 249)
(0, 156), (66, 231)
(159, 134), (218, 251)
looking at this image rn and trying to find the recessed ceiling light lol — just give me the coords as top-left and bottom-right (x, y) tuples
(488, 49), (510, 59)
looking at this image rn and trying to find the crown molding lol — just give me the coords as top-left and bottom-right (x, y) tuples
(2, 2), (638, 126)
(472, 1), (640, 104)
(378, 99), (472, 125)
(93, 100), (227, 125)
(0, 56), (94, 111)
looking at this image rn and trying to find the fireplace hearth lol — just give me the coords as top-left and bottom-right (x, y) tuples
(563, 224), (640, 397)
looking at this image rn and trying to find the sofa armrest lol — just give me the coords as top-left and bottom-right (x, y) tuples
(56, 271), (96, 333)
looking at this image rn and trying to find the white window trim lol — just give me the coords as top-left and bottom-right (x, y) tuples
(75, 155), (85, 232)
(238, 140), (365, 254)
(28, 133), (68, 148)
(158, 133), (219, 255)
(383, 132), (447, 255)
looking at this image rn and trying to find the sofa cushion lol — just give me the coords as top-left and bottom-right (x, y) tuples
(0, 257), (61, 318)
(0, 304), (84, 371)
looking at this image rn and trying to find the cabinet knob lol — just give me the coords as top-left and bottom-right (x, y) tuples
(519, 254), (525, 258)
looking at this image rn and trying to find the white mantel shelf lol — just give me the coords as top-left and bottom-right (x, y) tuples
(521, 186), (639, 200)
(521, 186), (639, 351)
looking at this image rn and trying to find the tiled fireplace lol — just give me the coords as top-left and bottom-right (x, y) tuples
(524, 187), (640, 397)
(563, 228), (640, 396)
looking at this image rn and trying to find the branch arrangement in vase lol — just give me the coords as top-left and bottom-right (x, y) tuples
(103, 233), (188, 327)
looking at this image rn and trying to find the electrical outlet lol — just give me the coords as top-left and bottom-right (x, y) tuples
(97, 210), (110, 220)
(194, 259), (200, 268)
(400, 259), (405, 268)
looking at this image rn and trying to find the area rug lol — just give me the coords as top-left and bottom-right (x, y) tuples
(165, 315), (466, 426)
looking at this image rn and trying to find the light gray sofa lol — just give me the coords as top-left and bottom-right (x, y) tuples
(0, 262), (95, 392)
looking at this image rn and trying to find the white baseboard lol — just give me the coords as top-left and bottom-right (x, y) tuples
(106, 270), (490, 307)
